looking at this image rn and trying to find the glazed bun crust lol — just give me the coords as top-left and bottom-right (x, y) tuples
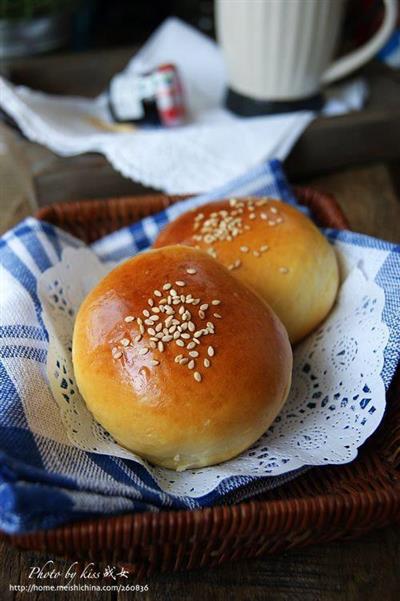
(73, 246), (292, 471)
(154, 198), (339, 343)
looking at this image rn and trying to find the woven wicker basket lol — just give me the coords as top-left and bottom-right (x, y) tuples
(3, 187), (399, 578)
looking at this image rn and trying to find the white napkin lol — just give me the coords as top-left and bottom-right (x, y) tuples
(0, 17), (368, 193)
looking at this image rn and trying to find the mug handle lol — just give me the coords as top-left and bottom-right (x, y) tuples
(321, 0), (398, 85)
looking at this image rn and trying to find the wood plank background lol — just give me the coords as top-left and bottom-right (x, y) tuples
(0, 45), (399, 601)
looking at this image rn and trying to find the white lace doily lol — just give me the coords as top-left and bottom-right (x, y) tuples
(38, 246), (389, 497)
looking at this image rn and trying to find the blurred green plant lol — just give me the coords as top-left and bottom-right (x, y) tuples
(0, 0), (72, 19)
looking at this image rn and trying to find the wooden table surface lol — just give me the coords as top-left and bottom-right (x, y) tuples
(0, 48), (399, 601)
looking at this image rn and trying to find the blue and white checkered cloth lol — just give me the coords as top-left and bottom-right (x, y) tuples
(1, 159), (399, 534)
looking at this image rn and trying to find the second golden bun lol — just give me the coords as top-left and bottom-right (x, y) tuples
(72, 246), (292, 471)
(153, 198), (339, 343)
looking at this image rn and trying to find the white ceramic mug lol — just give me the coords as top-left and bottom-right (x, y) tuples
(216, 0), (397, 108)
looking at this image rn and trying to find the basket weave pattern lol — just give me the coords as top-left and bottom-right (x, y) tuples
(3, 188), (398, 577)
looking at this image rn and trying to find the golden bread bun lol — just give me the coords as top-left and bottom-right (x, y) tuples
(153, 198), (339, 343)
(72, 245), (292, 471)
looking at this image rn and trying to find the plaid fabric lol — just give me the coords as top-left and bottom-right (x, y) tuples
(0, 159), (399, 534)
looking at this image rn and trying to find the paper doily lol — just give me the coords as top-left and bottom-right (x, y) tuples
(38, 247), (389, 497)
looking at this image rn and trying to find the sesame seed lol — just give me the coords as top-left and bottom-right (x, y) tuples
(144, 319), (153, 326)
(149, 315), (159, 322)
(151, 360), (160, 366)
(194, 371), (202, 383)
(234, 259), (241, 268)
(249, 213), (256, 220)
(163, 283), (172, 290)
(193, 338), (200, 345)
(139, 347), (149, 356)
(148, 299), (154, 307)
(148, 328), (156, 336)
(199, 310), (206, 319)
(175, 354), (183, 363)
(213, 313), (222, 319)
(170, 289), (177, 297)
(188, 321), (195, 332)
(149, 341), (157, 349)
(162, 335), (173, 342)
(180, 358), (189, 365)
(270, 206), (278, 214)
(186, 268), (197, 275)
(175, 280), (186, 287)
(187, 341), (196, 350)
(211, 300), (221, 305)
(240, 246), (249, 253)
(139, 325), (145, 334)
(208, 346), (215, 357)
(200, 303), (208, 311)
(154, 290), (162, 297)
(260, 212), (268, 220)
(113, 350), (122, 359)
(143, 309), (150, 317)
(253, 251), (260, 258)
(158, 341), (164, 352)
(134, 334), (142, 343)
(260, 245), (269, 252)
(124, 316), (135, 322)
(204, 358), (210, 368)
(173, 331), (180, 340)
(176, 339), (185, 347)
(189, 351), (199, 358)
(279, 267), (289, 274)
(120, 338), (130, 347)
(151, 307), (160, 313)
(155, 323), (162, 332)
(188, 360), (195, 370)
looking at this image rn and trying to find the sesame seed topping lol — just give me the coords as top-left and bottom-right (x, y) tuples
(211, 300), (221, 305)
(139, 347), (149, 355)
(208, 346), (215, 357)
(180, 357), (189, 365)
(163, 283), (172, 290)
(200, 303), (208, 311)
(148, 299), (154, 307)
(151, 360), (160, 366)
(213, 313), (222, 319)
(112, 349), (122, 359)
(176, 339), (185, 347)
(260, 245), (269, 252)
(204, 358), (210, 368)
(158, 341), (164, 352)
(186, 268), (197, 275)
(279, 267), (289, 274)
(154, 290), (162, 297)
(134, 334), (142, 343)
(175, 280), (185, 287)
(124, 316), (135, 322)
(189, 350), (199, 358)
(143, 309), (150, 317)
(188, 360), (195, 370)
(240, 246), (249, 253)
(253, 251), (260, 258)
(194, 371), (202, 382)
